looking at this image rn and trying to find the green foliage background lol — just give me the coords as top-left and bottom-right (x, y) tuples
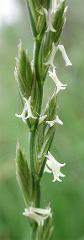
(0, 0), (84, 239)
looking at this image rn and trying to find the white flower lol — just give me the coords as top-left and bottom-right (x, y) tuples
(44, 8), (56, 32)
(52, 0), (58, 13)
(44, 151), (65, 182)
(46, 115), (63, 127)
(45, 42), (72, 69)
(23, 207), (52, 226)
(45, 42), (57, 68)
(15, 96), (37, 123)
(49, 68), (67, 94)
(39, 114), (47, 125)
(52, 0), (65, 13)
(57, 44), (72, 66)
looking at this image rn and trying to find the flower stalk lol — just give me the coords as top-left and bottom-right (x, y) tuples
(15, 0), (72, 239)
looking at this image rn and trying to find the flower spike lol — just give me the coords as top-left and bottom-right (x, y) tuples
(49, 68), (67, 94)
(14, 0), (72, 238)
(44, 151), (65, 182)
(23, 207), (52, 226)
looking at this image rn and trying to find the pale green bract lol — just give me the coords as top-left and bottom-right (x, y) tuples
(14, 0), (72, 239)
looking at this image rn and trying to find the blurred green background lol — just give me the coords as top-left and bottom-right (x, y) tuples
(0, 0), (84, 239)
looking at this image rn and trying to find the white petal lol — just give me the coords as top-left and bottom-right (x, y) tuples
(24, 97), (37, 119)
(57, 162), (66, 167)
(44, 8), (56, 32)
(23, 209), (43, 225)
(45, 42), (57, 68)
(39, 115), (47, 124)
(52, 0), (58, 13)
(46, 120), (54, 127)
(15, 112), (26, 123)
(23, 207), (51, 226)
(52, 175), (62, 182)
(52, 0), (65, 13)
(32, 207), (51, 216)
(15, 113), (22, 118)
(59, 171), (65, 177)
(58, 44), (72, 66)
(49, 68), (67, 94)
(45, 151), (65, 183)
(55, 115), (63, 125)
(15, 96), (37, 123)
(46, 115), (63, 127)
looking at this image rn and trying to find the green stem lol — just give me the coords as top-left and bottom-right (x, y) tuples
(29, 128), (36, 177)
(29, 129), (40, 240)
(30, 180), (40, 240)
(31, 224), (37, 240)
(29, 38), (43, 176)
(35, 180), (40, 207)
(34, 39), (43, 114)
(29, 36), (43, 240)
